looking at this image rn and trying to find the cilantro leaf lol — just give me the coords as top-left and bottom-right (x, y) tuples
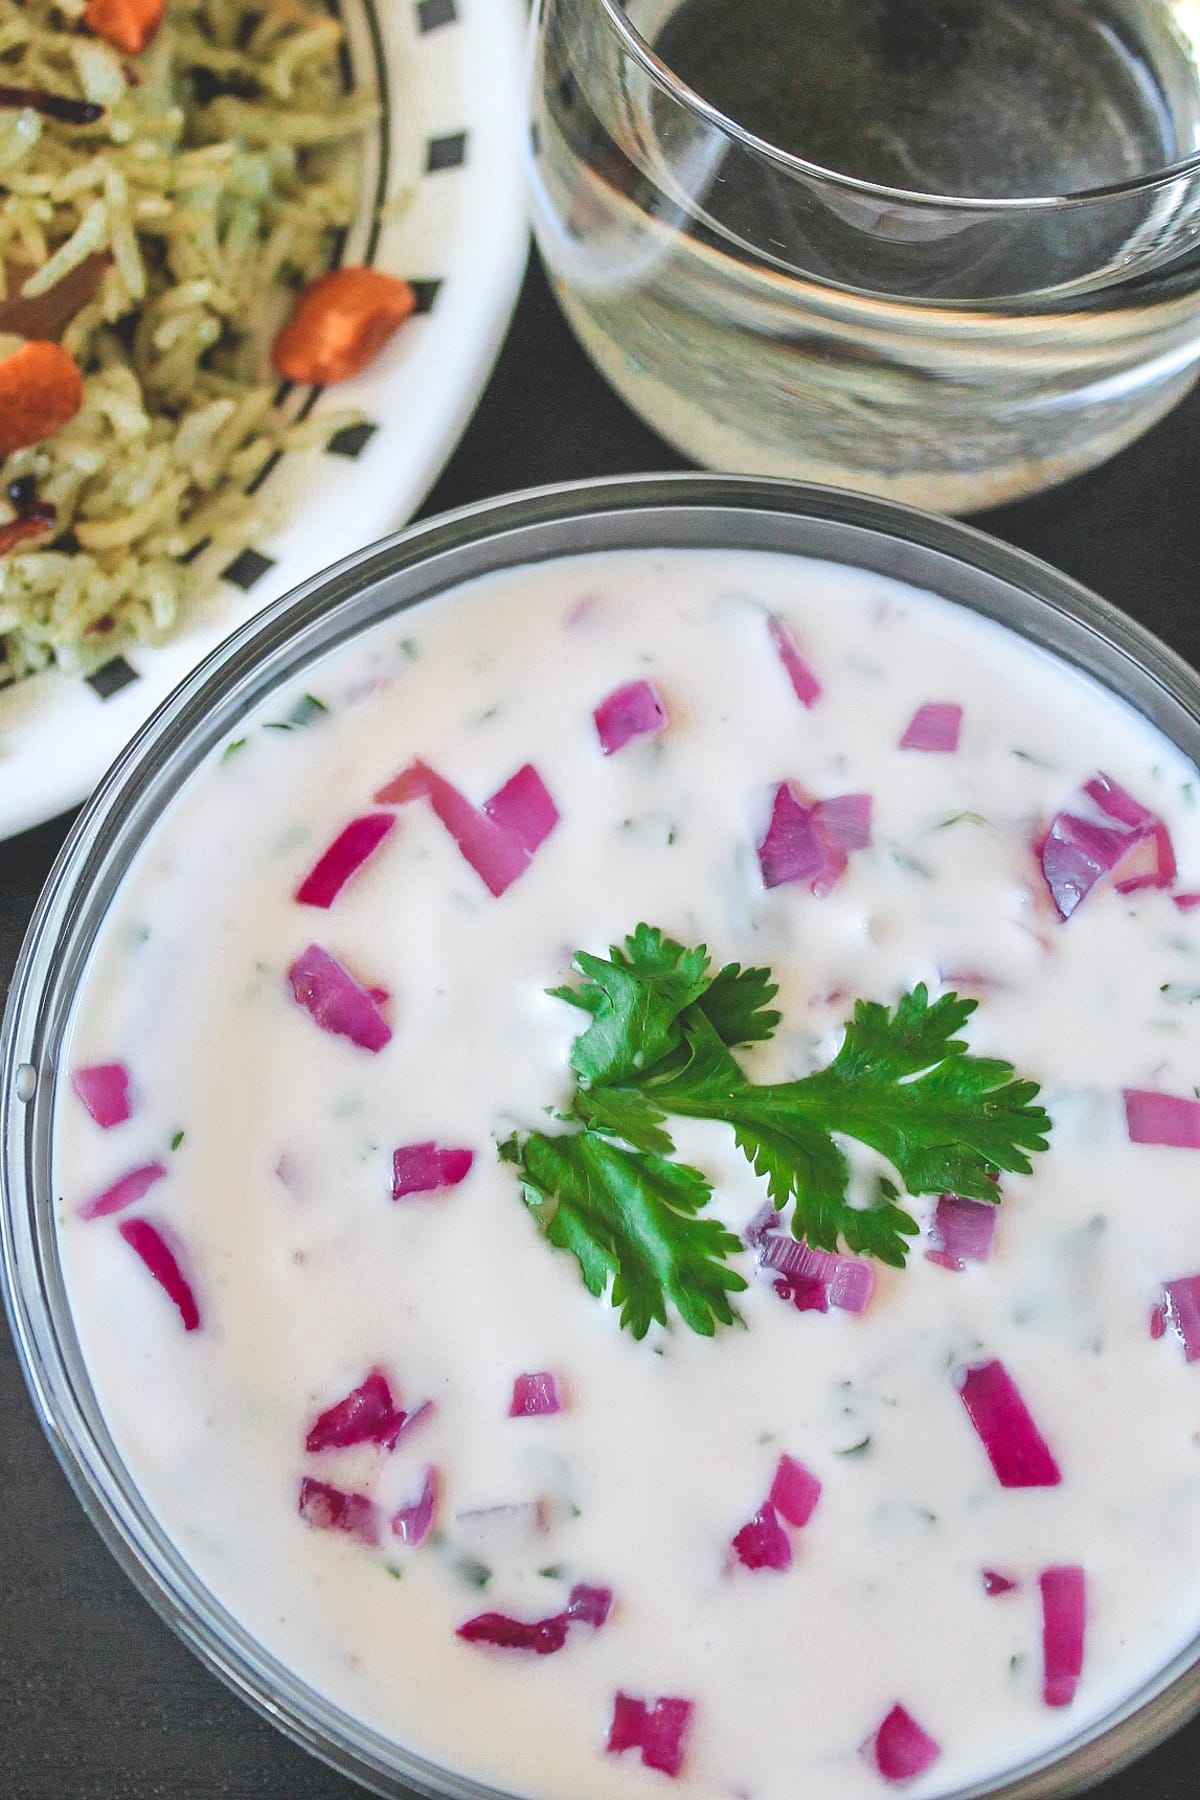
(648, 984), (1045, 1261)
(555, 927), (713, 1086)
(732, 1111), (917, 1265)
(615, 922), (711, 987)
(793, 985), (1052, 1198)
(499, 1130), (746, 1338)
(572, 1086), (675, 1156)
(696, 961), (781, 1047)
(499, 928), (1052, 1339)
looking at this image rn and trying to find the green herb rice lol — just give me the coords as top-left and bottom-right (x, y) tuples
(0, 0), (375, 685)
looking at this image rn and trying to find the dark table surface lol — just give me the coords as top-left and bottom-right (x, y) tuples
(4, 252), (1200, 1799)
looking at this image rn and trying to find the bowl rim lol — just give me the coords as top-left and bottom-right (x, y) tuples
(6, 470), (1200, 1800)
(581, 0), (1200, 212)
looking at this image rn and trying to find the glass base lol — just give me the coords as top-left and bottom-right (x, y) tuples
(550, 268), (1200, 515)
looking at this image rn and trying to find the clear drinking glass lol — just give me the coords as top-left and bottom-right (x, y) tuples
(526, 0), (1200, 512)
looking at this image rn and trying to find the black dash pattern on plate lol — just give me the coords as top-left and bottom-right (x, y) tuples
(245, 448), (284, 498)
(426, 132), (467, 173)
(221, 548), (276, 591)
(417, 0), (457, 28)
(86, 656), (139, 700)
(409, 279), (442, 315)
(326, 422), (379, 460)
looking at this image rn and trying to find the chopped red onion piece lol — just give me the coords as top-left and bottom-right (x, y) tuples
(565, 1582), (613, 1627)
(594, 680), (668, 755)
(828, 1258), (876, 1313)
(1040, 1565), (1086, 1707)
(1123, 1088), (1200, 1148)
(925, 1194), (998, 1270)
(1040, 772), (1176, 917)
(758, 782), (868, 897)
(288, 944), (391, 1053)
(78, 1158), (167, 1222)
(1084, 772), (1154, 827)
(607, 1694), (694, 1779)
(298, 1475), (380, 1545)
(809, 851), (850, 901)
(71, 1061), (131, 1128)
(743, 1203), (778, 1250)
(1173, 892), (1200, 911)
(458, 1610), (569, 1655)
(1040, 814), (1134, 920)
(761, 1231), (841, 1281)
(863, 1704), (941, 1783)
(757, 783), (828, 890)
(1156, 1275), (1200, 1359)
(774, 1273), (829, 1312)
(768, 1454), (821, 1528)
(607, 1693), (649, 1757)
(899, 703), (962, 753)
(118, 1217), (200, 1331)
(295, 813), (395, 908)
(417, 762), (532, 895)
(1113, 821), (1177, 893)
(392, 1141), (475, 1198)
(813, 793), (873, 852)
(483, 764), (559, 855)
(373, 761), (432, 805)
(457, 1582), (611, 1655)
(377, 757), (557, 887)
(982, 1569), (1018, 1596)
(1150, 1300), (1168, 1340)
(374, 758), (531, 896)
(759, 1230), (875, 1314)
(1143, 822), (1178, 888)
(509, 1371), (563, 1417)
(392, 1465), (439, 1547)
(731, 1503), (792, 1571)
(767, 615), (822, 708)
(957, 1360), (1062, 1488)
(306, 1370), (407, 1452)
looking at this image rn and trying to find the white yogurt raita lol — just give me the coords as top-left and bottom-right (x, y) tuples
(53, 548), (1200, 1798)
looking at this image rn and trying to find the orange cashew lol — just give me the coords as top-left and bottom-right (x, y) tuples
(0, 341), (85, 457)
(83, 0), (165, 56)
(271, 267), (417, 386)
(0, 513), (55, 557)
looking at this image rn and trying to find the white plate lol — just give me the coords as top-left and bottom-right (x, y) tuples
(0, 0), (529, 841)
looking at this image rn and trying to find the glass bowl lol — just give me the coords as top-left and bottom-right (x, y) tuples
(5, 473), (1200, 1800)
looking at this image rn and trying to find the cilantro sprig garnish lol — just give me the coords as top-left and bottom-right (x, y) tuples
(501, 926), (1051, 1339)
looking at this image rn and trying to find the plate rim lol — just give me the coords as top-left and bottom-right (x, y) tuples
(0, 0), (531, 842)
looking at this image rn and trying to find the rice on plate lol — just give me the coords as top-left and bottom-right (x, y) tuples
(0, 0), (396, 687)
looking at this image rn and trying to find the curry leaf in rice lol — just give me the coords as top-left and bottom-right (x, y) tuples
(0, 0), (375, 685)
